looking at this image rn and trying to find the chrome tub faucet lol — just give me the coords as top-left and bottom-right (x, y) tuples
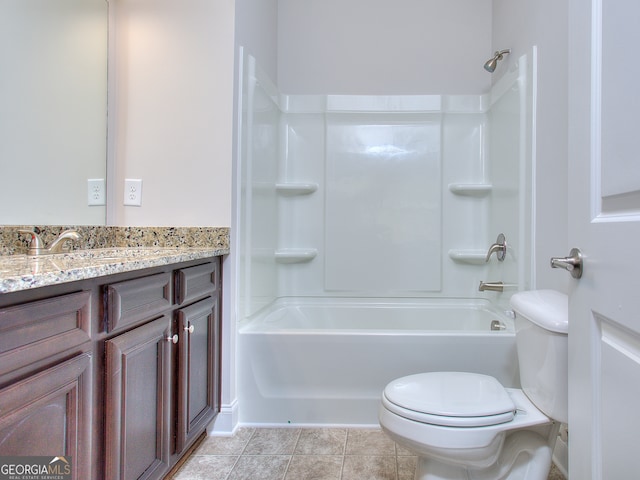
(485, 233), (507, 262)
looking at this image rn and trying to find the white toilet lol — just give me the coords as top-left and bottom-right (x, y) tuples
(379, 290), (568, 480)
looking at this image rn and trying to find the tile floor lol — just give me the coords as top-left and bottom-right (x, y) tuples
(171, 427), (566, 480)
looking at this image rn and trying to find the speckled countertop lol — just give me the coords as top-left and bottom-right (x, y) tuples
(0, 226), (230, 294)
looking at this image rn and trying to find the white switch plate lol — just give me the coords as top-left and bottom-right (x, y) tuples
(124, 179), (142, 206)
(87, 179), (106, 206)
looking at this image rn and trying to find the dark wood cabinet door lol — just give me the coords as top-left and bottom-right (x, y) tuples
(175, 296), (220, 454)
(104, 316), (172, 480)
(0, 353), (91, 480)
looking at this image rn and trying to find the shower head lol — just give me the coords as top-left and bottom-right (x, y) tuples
(483, 49), (511, 73)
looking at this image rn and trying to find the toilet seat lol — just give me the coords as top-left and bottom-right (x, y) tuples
(382, 372), (516, 427)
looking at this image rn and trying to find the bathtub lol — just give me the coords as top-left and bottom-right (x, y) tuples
(238, 297), (519, 426)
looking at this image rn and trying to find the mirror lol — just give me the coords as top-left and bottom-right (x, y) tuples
(0, 0), (108, 225)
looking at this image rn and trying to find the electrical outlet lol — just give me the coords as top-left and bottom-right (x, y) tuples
(124, 179), (142, 206)
(87, 179), (106, 206)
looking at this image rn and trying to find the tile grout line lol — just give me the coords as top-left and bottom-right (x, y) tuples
(222, 427), (256, 480)
(394, 438), (399, 480)
(222, 455), (241, 480)
(281, 429), (302, 480)
(339, 429), (349, 479)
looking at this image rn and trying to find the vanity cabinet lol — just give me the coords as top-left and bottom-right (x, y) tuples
(174, 262), (220, 457)
(102, 259), (221, 480)
(0, 254), (222, 480)
(0, 290), (92, 480)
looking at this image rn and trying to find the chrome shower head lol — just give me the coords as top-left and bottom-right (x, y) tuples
(483, 49), (511, 73)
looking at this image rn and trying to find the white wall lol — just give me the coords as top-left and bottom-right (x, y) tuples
(234, 0), (278, 85)
(492, 0), (569, 292)
(111, 0), (234, 226)
(278, 0), (492, 95)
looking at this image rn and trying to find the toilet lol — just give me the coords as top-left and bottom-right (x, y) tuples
(379, 290), (568, 480)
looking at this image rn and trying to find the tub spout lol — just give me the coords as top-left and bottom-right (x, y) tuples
(479, 281), (504, 292)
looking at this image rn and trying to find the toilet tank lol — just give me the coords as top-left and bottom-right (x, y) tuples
(510, 290), (568, 424)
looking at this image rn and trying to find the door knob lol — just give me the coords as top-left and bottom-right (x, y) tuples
(550, 248), (583, 279)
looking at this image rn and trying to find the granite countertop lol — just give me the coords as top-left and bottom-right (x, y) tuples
(0, 226), (230, 294)
(0, 246), (228, 294)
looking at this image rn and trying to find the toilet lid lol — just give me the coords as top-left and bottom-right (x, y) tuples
(383, 372), (516, 427)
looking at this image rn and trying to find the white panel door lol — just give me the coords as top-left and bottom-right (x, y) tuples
(568, 0), (640, 478)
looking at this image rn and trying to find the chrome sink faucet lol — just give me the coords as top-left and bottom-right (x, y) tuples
(19, 229), (81, 256)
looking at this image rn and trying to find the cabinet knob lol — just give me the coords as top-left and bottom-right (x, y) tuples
(184, 325), (195, 334)
(167, 334), (179, 344)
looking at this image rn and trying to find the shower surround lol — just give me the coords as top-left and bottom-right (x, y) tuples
(236, 50), (534, 425)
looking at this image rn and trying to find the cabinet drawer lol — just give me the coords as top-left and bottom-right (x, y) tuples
(0, 291), (91, 380)
(175, 261), (218, 306)
(105, 272), (172, 333)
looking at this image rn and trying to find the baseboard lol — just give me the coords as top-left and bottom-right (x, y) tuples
(206, 400), (239, 436)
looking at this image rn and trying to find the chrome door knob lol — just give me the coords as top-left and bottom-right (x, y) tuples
(184, 325), (195, 334)
(550, 248), (583, 279)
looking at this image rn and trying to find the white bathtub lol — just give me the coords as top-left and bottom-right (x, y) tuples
(238, 297), (519, 426)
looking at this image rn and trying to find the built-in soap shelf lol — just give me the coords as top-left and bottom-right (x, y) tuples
(274, 248), (318, 264)
(448, 183), (492, 197)
(448, 249), (487, 265)
(275, 183), (318, 196)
